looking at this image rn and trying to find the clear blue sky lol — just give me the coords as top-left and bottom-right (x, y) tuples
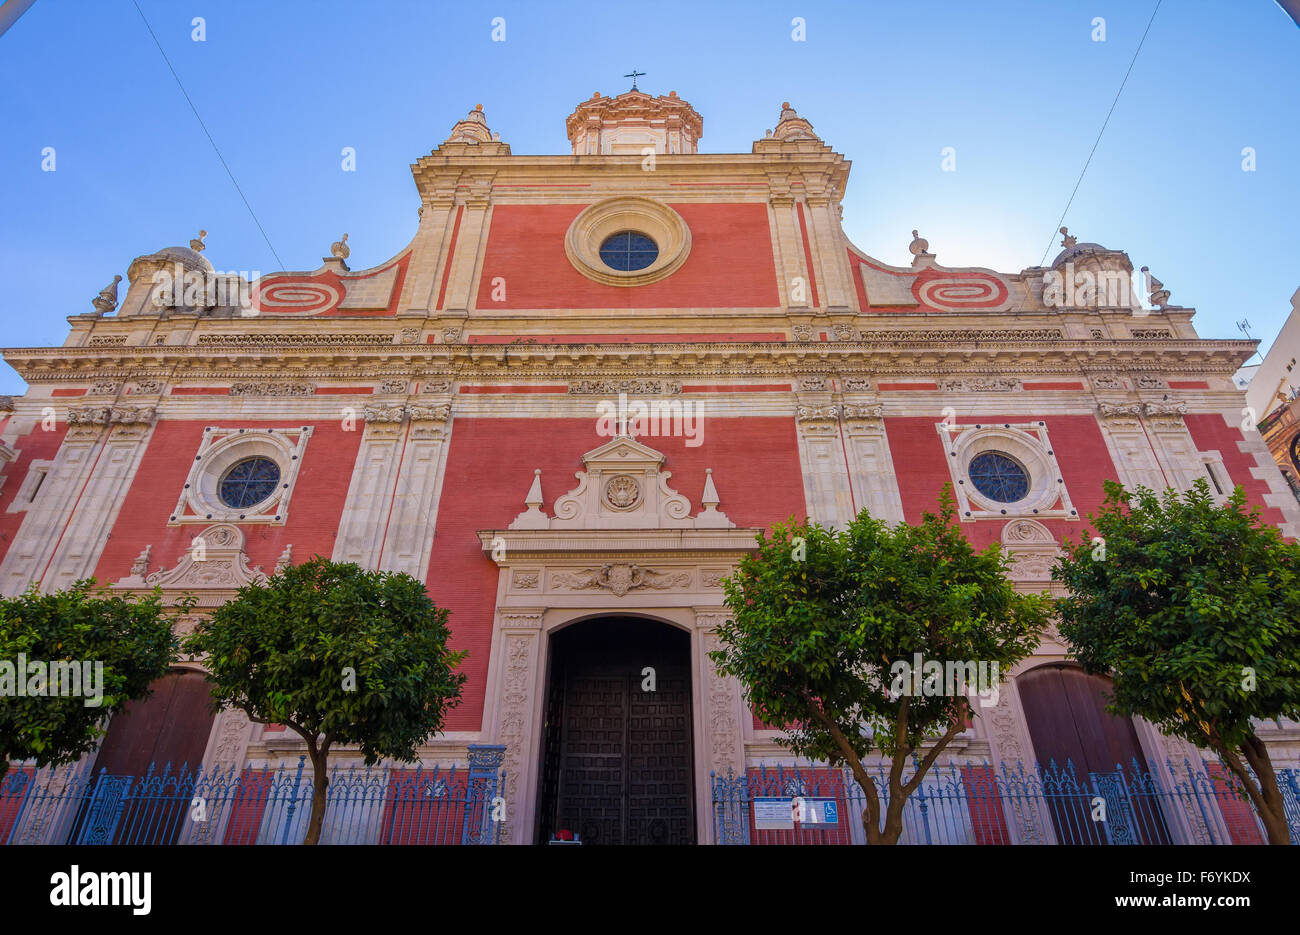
(1, 0), (1296, 395)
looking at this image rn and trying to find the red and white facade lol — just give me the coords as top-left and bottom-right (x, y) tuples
(2, 90), (1296, 844)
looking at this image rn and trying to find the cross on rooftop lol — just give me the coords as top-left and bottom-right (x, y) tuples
(624, 69), (646, 91)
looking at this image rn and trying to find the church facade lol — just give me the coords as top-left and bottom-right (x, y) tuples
(2, 89), (1297, 845)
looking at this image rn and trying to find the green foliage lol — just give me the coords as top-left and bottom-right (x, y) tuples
(711, 488), (1050, 766)
(0, 581), (179, 774)
(1053, 479), (1300, 753)
(183, 558), (467, 765)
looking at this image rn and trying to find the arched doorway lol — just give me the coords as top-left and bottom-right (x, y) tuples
(72, 667), (217, 844)
(535, 617), (695, 845)
(1017, 663), (1170, 844)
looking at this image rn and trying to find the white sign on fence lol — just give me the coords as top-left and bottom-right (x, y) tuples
(752, 796), (840, 829)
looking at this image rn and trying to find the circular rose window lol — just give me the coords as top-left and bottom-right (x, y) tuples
(599, 231), (659, 272)
(219, 457), (281, 509)
(565, 198), (691, 286)
(967, 451), (1029, 504)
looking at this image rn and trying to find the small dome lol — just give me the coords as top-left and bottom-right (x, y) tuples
(1051, 242), (1108, 267)
(153, 245), (214, 272)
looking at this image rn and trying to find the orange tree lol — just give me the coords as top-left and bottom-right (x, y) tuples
(1054, 480), (1300, 845)
(710, 489), (1049, 844)
(184, 558), (466, 845)
(0, 582), (178, 783)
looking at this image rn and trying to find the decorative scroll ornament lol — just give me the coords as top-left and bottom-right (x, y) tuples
(330, 234), (350, 259)
(362, 405), (405, 423)
(229, 382), (315, 397)
(1001, 518), (1061, 581)
(121, 524), (267, 590)
(568, 379), (681, 395)
(407, 404), (450, 423)
(550, 564), (692, 597)
(941, 377), (1022, 393)
(1097, 402), (1144, 419)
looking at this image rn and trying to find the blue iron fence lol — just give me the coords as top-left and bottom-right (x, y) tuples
(1, 744), (505, 845)
(711, 759), (1300, 845)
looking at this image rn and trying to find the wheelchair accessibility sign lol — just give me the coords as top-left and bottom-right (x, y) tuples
(753, 796), (840, 829)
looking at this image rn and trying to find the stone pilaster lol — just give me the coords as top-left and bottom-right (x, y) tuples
(841, 401), (904, 524)
(378, 401), (454, 578)
(793, 402), (854, 528)
(331, 411), (406, 569)
(486, 610), (545, 845)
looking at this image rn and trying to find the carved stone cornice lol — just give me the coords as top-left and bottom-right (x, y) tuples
(3, 337), (1258, 388)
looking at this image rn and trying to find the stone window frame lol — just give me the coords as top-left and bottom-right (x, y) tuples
(564, 197), (691, 287)
(937, 421), (1078, 521)
(169, 426), (312, 526)
(5, 459), (52, 514)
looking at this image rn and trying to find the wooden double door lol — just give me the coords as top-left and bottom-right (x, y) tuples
(73, 668), (216, 845)
(1018, 664), (1171, 844)
(536, 618), (696, 845)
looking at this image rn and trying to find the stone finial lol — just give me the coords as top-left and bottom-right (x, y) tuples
(696, 468), (732, 528)
(91, 275), (122, 315)
(330, 233), (350, 259)
(190, 230), (207, 252)
(445, 104), (495, 144)
(1059, 226), (1077, 249)
(1141, 266), (1171, 308)
(908, 230), (931, 257)
(274, 544), (293, 574)
(510, 469), (550, 530)
(770, 101), (819, 142)
(130, 545), (152, 577)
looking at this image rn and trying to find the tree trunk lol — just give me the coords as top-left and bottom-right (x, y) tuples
(1243, 735), (1291, 845)
(302, 748), (329, 846)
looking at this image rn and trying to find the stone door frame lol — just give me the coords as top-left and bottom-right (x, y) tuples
(477, 527), (756, 844)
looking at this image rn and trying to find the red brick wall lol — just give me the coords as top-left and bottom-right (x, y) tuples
(474, 203), (779, 309)
(1184, 413), (1287, 528)
(91, 420), (360, 582)
(0, 423), (68, 567)
(427, 416), (806, 731)
(886, 414), (1120, 550)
